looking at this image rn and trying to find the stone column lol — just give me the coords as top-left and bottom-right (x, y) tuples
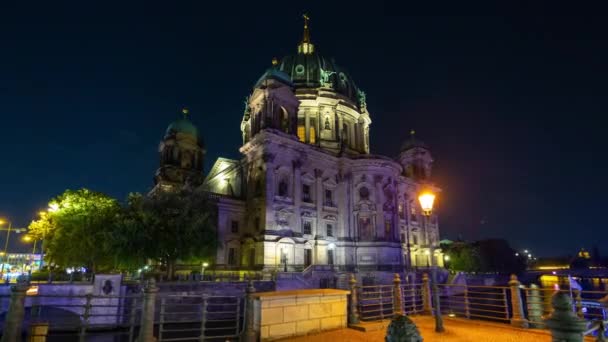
(527, 284), (544, 328)
(137, 278), (158, 342)
(422, 273), (432, 314)
(348, 274), (359, 324)
(544, 291), (587, 342)
(393, 273), (404, 316)
(508, 274), (529, 328)
(243, 280), (257, 342)
(293, 160), (302, 235)
(1, 277), (29, 342)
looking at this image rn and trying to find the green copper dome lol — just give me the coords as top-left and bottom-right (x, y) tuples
(277, 53), (360, 104)
(400, 130), (429, 151)
(166, 118), (198, 136)
(255, 66), (294, 88)
(164, 109), (203, 146)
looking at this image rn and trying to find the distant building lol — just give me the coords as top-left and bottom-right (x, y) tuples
(151, 18), (443, 274)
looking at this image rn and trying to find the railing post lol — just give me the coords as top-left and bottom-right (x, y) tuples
(199, 294), (208, 341)
(464, 285), (470, 319)
(379, 285), (385, 320)
(574, 289), (583, 318)
(348, 273), (359, 324)
(79, 293), (92, 342)
(243, 279), (257, 342)
(508, 274), (529, 328)
(527, 284), (544, 328)
(545, 291), (587, 342)
(422, 273), (432, 314)
(137, 278), (158, 342)
(393, 273), (403, 316)
(1, 276), (29, 342)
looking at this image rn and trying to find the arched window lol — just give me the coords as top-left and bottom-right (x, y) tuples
(278, 179), (288, 197)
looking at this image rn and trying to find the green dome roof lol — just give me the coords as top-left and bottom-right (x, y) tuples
(166, 118), (198, 137)
(277, 52), (360, 104)
(400, 130), (429, 151)
(255, 66), (294, 88)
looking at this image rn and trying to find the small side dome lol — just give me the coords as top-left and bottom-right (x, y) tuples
(400, 130), (428, 151)
(164, 109), (204, 147)
(254, 65), (294, 88)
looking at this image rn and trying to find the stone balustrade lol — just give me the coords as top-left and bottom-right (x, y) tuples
(252, 288), (350, 341)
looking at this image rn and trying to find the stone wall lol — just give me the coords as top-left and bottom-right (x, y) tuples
(253, 289), (349, 341)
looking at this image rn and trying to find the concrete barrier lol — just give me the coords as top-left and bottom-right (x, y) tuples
(252, 288), (350, 341)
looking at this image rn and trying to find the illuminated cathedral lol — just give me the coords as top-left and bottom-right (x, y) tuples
(152, 17), (443, 278)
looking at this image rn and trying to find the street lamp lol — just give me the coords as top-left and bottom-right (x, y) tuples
(418, 191), (444, 333)
(21, 234), (38, 275)
(0, 219), (13, 276)
(201, 262), (209, 281)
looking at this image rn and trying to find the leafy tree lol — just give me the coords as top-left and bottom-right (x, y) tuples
(118, 189), (216, 279)
(28, 189), (121, 272)
(475, 239), (526, 274)
(442, 241), (480, 272)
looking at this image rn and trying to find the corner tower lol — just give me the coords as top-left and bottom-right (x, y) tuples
(153, 108), (205, 192)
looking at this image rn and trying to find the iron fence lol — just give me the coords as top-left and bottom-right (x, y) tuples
(355, 283), (424, 321)
(157, 294), (245, 342)
(437, 284), (510, 322)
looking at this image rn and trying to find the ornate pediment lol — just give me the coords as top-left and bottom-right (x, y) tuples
(301, 211), (315, 218)
(323, 215), (337, 221)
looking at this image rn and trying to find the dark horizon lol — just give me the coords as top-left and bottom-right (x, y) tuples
(1, 2), (607, 257)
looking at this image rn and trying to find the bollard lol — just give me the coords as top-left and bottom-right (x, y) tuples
(27, 322), (49, 342)
(349, 273), (360, 324)
(544, 291), (587, 342)
(527, 284), (544, 328)
(393, 274), (404, 316)
(137, 278), (158, 342)
(421, 273), (432, 314)
(1, 276), (30, 342)
(508, 274), (529, 328)
(243, 279), (257, 342)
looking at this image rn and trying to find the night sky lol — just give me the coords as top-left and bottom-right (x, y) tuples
(1, 2), (606, 257)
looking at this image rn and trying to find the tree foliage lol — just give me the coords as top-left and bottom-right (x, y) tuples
(117, 189), (217, 278)
(443, 239), (525, 274)
(28, 189), (121, 272)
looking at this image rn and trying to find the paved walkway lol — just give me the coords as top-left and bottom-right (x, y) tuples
(283, 316), (560, 342)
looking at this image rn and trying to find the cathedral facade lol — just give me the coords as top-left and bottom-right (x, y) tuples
(153, 19), (443, 274)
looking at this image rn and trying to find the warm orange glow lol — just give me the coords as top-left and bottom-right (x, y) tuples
(0, 219), (5, 225)
(418, 192), (436, 215)
(22, 235), (33, 242)
(309, 126), (316, 144)
(26, 286), (38, 296)
(534, 265), (570, 270)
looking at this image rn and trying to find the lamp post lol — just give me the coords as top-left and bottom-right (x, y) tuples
(201, 262), (208, 281)
(21, 235), (38, 276)
(0, 219), (12, 276)
(419, 191), (444, 333)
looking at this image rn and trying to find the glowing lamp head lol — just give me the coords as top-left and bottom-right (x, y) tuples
(418, 192), (436, 215)
(444, 255), (450, 261)
(22, 235), (32, 242)
(328, 243), (336, 250)
(0, 219), (5, 225)
(202, 262), (209, 267)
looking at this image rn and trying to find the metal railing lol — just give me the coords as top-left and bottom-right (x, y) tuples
(524, 287), (608, 327)
(355, 282), (424, 321)
(437, 284), (510, 322)
(0, 292), (142, 341)
(157, 294), (245, 341)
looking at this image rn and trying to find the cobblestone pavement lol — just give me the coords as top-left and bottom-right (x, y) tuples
(283, 316), (557, 342)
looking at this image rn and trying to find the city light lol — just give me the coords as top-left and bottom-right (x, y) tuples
(202, 262), (209, 267)
(49, 203), (59, 212)
(22, 235), (33, 242)
(418, 192), (436, 215)
(444, 255), (450, 261)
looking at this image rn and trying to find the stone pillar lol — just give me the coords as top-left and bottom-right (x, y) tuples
(1, 277), (29, 342)
(137, 278), (158, 342)
(393, 273), (403, 316)
(27, 322), (49, 342)
(544, 291), (587, 342)
(527, 284), (544, 328)
(508, 274), (529, 328)
(574, 289), (583, 318)
(422, 273), (432, 314)
(348, 274), (360, 325)
(243, 280), (257, 342)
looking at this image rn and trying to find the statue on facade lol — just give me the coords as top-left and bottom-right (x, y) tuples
(320, 68), (336, 88)
(358, 90), (367, 109)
